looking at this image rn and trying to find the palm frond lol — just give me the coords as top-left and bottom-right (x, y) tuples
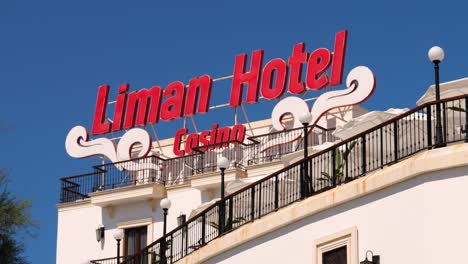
(448, 106), (466, 113)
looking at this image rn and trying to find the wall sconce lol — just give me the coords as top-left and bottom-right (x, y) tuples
(177, 214), (186, 226)
(95, 224), (105, 242)
(361, 250), (380, 264)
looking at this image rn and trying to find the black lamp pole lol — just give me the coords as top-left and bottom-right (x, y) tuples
(163, 208), (168, 236)
(429, 46), (446, 148)
(433, 60), (445, 147)
(159, 198), (171, 264)
(303, 123), (309, 158)
(220, 167), (226, 234)
(220, 168), (226, 200)
(113, 229), (124, 263)
(217, 157), (229, 235)
(161, 208), (168, 264)
(116, 239), (121, 261)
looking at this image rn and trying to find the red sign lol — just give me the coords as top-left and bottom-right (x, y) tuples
(173, 124), (246, 156)
(92, 76), (213, 135)
(91, 31), (347, 135)
(66, 29), (380, 164)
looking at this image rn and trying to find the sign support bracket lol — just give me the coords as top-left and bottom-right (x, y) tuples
(240, 103), (255, 137)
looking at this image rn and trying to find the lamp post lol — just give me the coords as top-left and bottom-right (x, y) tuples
(160, 198), (172, 264)
(217, 157), (230, 235)
(160, 198), (172, 236)
(299, 112), (312, 197)
(113, 229), (124, 262)
(428, 46), (446, 148)
(217, 157), (229, 200)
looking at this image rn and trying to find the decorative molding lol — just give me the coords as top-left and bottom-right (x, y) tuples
(314, 227), (358, 264)
(117, 218), (153, 229)
(56, 199), (91, 210)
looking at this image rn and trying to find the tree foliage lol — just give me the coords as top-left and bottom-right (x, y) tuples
(0, 170), (35, 264)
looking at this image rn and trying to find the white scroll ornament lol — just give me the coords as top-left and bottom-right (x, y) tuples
(267, 66), (376, 152)
(65, 126), (153, 171)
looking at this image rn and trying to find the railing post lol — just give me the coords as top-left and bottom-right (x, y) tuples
(308, 159), (314, 194)
(218, 203), (224, 236)
(258, 184), (262, 218)
(300, 162), (305, 199)
(201, 154), (204, 174)
(332, 148), (337, 187)
(345, 143), (349, 179)
(170, 233), (173, 264)
(361, 135), (366, 175)
(274, 175), (279, 210)
(380, 127), (384, 168)
(443, 102), (447, 144)
(250, 186), (255, 221)
(184, 224), (188, 257)
(201, 214), (206, 245)
(394, 121), (399, 162)
(180, 226), (184, 261)
(228, 197), (233, 231)
(427, 105), (432, 147)
(302, 160), (310, 198)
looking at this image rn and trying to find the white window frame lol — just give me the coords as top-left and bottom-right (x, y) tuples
(314, 226), (358, 264)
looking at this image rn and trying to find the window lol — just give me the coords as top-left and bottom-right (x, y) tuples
(322, 246), (347, 264)
(124, 226), (148, 256)
(117, 219), (153, 253)
(314, 227), (358, 264)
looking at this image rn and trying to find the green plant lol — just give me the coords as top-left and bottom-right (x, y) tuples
(150, 239), (172, 264)
(208, 216), (246, 232)
(317, 141), (357, 185)
(0, 171), (37, 264)
(448, 105), (466, 112)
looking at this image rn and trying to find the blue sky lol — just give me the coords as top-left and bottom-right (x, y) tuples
(0, 0), (466, 263)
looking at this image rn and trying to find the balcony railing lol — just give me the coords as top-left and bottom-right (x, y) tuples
(89, 95), (468, 264)
(60, 156), (165, 203)
(59, 125), (335, 203)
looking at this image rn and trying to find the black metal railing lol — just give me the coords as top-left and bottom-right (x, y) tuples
(90, 95), (468, 264)
(191, 140), (249, 172)
(245, 125), (337, 165)
(90, 256), (137, 264)
(60, 125), (335, 203)
(59, 156), (165, 203)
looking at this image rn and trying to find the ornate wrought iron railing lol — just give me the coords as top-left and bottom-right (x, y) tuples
(89, 95), (468, 263)
(59, 125), (334, 203)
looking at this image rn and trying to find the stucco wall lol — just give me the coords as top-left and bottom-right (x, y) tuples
(56, 187), (203, 264)
(203, 166), (468, 264)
